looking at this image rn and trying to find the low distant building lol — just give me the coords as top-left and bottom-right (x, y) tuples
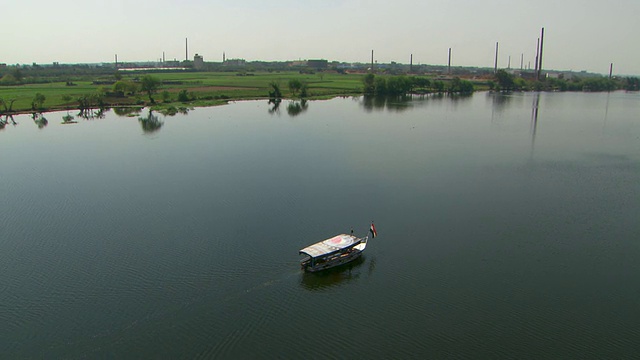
(194, 54), (204, 70)
(0, 63), (6, 69)
(545, 72), (564, 79)
(307, 59), (328, 69)
(224, 59), (246, 67)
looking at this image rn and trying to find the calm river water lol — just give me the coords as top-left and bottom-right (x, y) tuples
(1, 92), (639, 358)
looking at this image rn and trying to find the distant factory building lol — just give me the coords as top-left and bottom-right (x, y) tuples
(193, 54), (204, 70)
(224, 59), (246, 67)
(307, 59), (328, 69)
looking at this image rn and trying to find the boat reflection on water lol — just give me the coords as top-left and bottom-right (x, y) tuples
(300, 256), (374, 291)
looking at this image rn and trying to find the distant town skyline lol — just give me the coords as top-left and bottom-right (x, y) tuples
(4, 0), (640, 75)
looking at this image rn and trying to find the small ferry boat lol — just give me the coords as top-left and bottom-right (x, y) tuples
(299, 234), (369, 272)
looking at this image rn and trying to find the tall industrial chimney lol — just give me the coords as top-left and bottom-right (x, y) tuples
(448, 48), (452, 75)
(371, 50), (374, 72)
(534, 38), (540, 75)
(537, 28), (545, 80)
(494, 42), (499, 73)
(185, 38), (188, 62)
(410, 54), (413, 73)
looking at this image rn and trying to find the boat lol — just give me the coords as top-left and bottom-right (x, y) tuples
(299, 234), (369, 272)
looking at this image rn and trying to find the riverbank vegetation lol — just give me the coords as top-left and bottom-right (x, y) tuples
(0, 64), (637, 115)
(491, 69), (639, 92)
(362, 74), (475, 95)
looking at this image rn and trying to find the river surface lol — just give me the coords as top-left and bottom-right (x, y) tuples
(1, 92), (639, 358)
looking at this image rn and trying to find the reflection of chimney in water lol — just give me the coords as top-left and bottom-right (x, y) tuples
(530, 93), (541, 161)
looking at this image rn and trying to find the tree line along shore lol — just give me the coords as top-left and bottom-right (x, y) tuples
(1, 66), (638, 115)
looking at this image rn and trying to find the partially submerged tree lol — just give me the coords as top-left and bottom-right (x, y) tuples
(177, 89), (190, 102)
(362, 73), (375, 95)
(32, 112), (48, 129)
(31, 93), (46, 110)
(113, 79), (138, 96)
(0, 98), (16, 113)
(268, 82), (282, 99)
(495, 70), (515, 91)
(288, 79), (302, 96)
(140, 75), (161, 103)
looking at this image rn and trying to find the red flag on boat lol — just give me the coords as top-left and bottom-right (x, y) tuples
(369, 222), (377, 238)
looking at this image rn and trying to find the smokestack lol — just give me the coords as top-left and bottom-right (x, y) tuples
(410, 54), (413, 73)
(537, 28), (545, 80)
(494, 42), (499, 73)
(508, 55), (511, 69)
(185, 38), (188, 61)
(223, 52), (226, 62)
(521, 53), (524, 70)
(371, 50), (374, 72)
(448, 48), (452, 75)
(609, 63), (614, 79)
(534, 38), (540, 75)
(162, 52), (165, 63)
(115, 54), (118, 68)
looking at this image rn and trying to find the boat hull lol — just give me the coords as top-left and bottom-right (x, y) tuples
(302, 249), (364, 273)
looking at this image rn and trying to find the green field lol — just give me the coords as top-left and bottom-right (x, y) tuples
(0, 71), (366, 114)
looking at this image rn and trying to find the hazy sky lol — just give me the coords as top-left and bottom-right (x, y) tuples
(4, 0), (639, 75)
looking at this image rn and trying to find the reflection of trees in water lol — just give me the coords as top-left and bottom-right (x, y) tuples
(113, 107), (143, 117)
(138, 110), (163, 133)
(31, 112), (48, 129)
(361, 95), (406, 112)
(446, 93), (473, 103)
(77, 107), (107, 120)
(529, 92), (541, 161)
(286, 99), (308, 117)
(488, 92), (513, 111)
(158, 106), (190, 116)
(488, 92), (516, 125)
(0, 115), (16, 130)
(268, 98), (281, 115)
(360, 94), (469, 112)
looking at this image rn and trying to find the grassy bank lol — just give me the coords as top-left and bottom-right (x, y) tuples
(0, 71), (366, 114)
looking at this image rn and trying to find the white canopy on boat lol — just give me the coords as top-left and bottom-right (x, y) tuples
(299, 234), (361, 258)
